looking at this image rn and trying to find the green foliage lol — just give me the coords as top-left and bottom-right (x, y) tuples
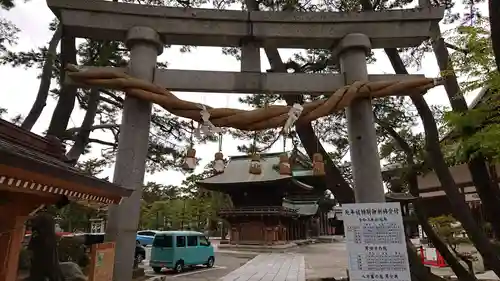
(429, 215), (471, 249)
(0, 18), (19, 53)
(138, 167), (231, 231)
(429, 215), (478, 264)
(445, 18), (500, 162)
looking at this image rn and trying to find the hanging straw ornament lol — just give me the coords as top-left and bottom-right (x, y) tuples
(182, 147), (197, 171)
(214, 132), (225, 174)
(182, 121), (197, 171)
(312, 153), (325, 176)
(249, 153), (262, 175)
(249, 132), (262, 175)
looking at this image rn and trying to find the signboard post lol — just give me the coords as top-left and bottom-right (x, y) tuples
(342, 202), (411, 281)
(89, 242), (116, 281)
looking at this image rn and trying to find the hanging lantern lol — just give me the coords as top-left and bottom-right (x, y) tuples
(182, 148), (197, 171)
(312, 153), (325, 176)
(279, 153), (291, 175)
(249, 154), (262, 175)
(214, 152), (225, 174)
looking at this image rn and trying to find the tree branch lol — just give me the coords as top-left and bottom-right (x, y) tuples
(88, 138), (117, 147)
(99, 95), (123, 108)
(66, 89), (101, 164)
(100, 89), (124, 105)
(444, 42), (468, 54)
(65, 124), (119, 135)
(21, 24), (62, 130)
(47, 35), (78, 138)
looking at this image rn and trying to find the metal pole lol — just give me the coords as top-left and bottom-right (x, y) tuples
(105, 26), (162, 281)
(334, 33), (385, 203)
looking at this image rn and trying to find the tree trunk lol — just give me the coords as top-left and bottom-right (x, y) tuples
(28, 212), (64, 281)
(490, 0), (500, 71)
(22, 25), (62, 131)
(431, 25), (500, 238)
(263, 47), (355, 203)
(66, 89), (101, 163)
(47, 36), (78, 138)
(385, 47), (500, 277)
(376, 117), (476, 281)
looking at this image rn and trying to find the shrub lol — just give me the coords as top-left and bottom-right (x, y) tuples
(57, 236), (90, 268)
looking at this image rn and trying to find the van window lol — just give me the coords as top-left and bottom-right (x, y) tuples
(153, 235), (173, 248)
(176, 235), (186, 247)
(199, 236), (210, 247)
(187, 235), (198, 247)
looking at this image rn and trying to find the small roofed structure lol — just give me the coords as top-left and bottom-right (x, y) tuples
(417, 86), (499, 219)
(0, 119), (133, 281)
(198, 151), (335, 246)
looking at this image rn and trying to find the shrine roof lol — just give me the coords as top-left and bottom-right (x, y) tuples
(197, 150), (320, 188)
(0, 119), (133, 204)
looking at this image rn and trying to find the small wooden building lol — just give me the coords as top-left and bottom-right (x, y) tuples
(197, 151), (334, 245)
(417, 163), (498, 219)
(417, 86), (499, 219)
(0, 119), (133, 281)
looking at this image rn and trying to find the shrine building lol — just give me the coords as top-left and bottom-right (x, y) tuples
(0, 119), (133, 281)
(197, 151), (337, 246)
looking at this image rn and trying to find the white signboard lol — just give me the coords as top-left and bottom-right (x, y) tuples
(342, 202), (411, 281)
(465, 193), (481, 202)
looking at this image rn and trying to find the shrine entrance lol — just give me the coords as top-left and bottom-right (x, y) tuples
(47, 0), (444, 279)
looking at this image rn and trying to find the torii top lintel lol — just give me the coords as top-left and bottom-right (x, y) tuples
(47, 0), (444, 49)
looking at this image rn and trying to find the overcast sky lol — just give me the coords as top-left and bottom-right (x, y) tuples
(0, 0), (484, 187)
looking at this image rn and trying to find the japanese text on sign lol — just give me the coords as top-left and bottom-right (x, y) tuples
(342, 202), (411, 281)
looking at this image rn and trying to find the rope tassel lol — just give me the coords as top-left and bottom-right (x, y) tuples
(249, 154), (262, 175)
(279, 153), (291, 175)
(182, 148), (197, 171)
(214, 152), (225, 174)
(312, 153), (325, 176)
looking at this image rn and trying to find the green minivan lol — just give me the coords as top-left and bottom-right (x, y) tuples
(150, 231), (215, 273)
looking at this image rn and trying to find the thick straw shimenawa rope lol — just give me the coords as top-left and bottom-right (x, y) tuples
(66, 64), (441, 131)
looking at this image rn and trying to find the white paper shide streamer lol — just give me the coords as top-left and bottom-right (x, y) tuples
(195, 104), (222, 138)
(283, 103), (303, 135)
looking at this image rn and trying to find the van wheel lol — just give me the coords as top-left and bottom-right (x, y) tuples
(206, 256), (215, 268)
(152, 267), (162, 273)
(174, 261), (184, 273)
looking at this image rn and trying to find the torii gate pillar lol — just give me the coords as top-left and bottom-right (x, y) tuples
(335, 33), (386, 203)
(105, 26), (163, 281)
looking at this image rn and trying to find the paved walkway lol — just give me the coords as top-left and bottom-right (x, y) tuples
(220, 253), (306, 281)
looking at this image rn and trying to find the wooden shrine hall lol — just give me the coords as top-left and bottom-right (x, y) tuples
(197, 151), (336, 246)
(0, 119), (133, 281)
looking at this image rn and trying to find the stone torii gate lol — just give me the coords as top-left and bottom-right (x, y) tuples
(47, 0), (444, 280)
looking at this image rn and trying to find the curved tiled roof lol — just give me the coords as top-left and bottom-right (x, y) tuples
(0, 119), (133, 204)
